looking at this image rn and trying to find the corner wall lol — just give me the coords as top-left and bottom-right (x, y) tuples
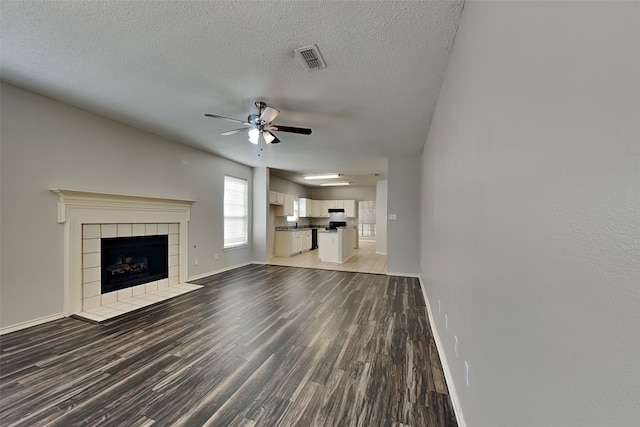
(420, 2), (640, 425)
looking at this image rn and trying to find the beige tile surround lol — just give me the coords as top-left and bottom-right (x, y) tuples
(77, 222), (201, 322)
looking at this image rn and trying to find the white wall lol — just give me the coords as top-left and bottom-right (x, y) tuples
(387, 156), (421, 275)
(420, 2), (640, 426)
(0, 83), (254, 329)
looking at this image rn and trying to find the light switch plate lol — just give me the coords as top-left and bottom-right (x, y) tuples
(388, 213), (398, 220)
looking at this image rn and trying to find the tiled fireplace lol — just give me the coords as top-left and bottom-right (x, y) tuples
(53, 189), (200, 322)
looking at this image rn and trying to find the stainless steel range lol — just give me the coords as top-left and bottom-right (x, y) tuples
(327, 221), (347, 230)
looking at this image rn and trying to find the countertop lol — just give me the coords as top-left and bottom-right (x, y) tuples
(317, 226), (357, 233)
(275, 227), (320, 232)
(276, 225), (356, 232)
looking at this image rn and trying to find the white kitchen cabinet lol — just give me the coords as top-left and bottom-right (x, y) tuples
(269, 191), (284, 205)
(275, 230), (300, 256)
(317, 227), (356, 263)
(274, 229), (311, 256)
(311, 200), (322, 218)
(274, 193), (295, 216)
(332, 200), (345, 209)
(307, 199), (317, 217)
(307, 199), (318, 217)
(301, 230), (312, 250)
(299, 198), (310, 217)
(319, 200), (331, 217)
(344, 200), (357, 218)
(291, 198), (357, 218)
(285, 194), (294, 216)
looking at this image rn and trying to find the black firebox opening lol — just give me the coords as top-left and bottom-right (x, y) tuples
(101, 235), (168, 294)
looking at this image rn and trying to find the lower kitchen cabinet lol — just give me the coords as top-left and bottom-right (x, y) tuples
(274, 230), (312, 257)
(301, 230), (312, 250)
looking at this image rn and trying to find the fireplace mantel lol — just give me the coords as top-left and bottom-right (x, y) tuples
(52, 189), (195, 223)
(51, 189), (195, 316)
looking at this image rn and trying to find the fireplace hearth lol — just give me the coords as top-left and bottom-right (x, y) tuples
(101, 235), (168, 294)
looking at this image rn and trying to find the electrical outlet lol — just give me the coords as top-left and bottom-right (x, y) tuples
(465, 361), (470, 387)
(214, 253), (218, 260)
(194, 258), (198, 266)
(445, 314), (448, 329)
(454, 336), (459, 357)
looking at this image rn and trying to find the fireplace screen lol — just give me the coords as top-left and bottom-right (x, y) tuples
(101, 235), (169, 294)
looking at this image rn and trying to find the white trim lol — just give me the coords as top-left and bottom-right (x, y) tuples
(0, 313), (65, 335)
(51, 189), (194, 316)
(187, 261), (254, 282)
(419, 276), (467, 427)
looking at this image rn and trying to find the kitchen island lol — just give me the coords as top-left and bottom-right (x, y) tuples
(317, 226), (357, 263)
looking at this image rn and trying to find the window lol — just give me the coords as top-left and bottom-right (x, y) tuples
(224, 175), (248, 248)
(358, 200), (376, 237)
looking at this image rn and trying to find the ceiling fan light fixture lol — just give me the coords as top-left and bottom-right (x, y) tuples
(320, 182), (351, 187)
(263, 132), (276, 144)
(248, 128), (260, 144)
(304, 174), (341, 180)
(205, 101), (311, 145)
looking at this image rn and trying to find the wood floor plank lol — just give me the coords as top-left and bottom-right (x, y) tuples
(0, 264), (456, 426)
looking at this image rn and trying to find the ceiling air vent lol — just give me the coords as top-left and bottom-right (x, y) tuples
(295, 44), (327, 71)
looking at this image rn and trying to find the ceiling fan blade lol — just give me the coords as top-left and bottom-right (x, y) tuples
(263, 131), (281, 144)
(204, 113), (249, 125)
(259, 106), (280, 124)
(221, 127), (252, 136)
(270, 125), (312, 135)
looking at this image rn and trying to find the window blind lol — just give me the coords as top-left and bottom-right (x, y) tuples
(224, 175), (248, 248)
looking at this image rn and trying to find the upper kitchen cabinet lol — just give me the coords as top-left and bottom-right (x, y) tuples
(275, 193), (295, 217)
(344, 200), (357, 218)
(316, 200), (329, 218)
(307, 199), (322, 218)
(299, 198), (310, 217)
(330, 200), (345, 209)
(269, 191), (284, 205)
(298, 198), (357, 218)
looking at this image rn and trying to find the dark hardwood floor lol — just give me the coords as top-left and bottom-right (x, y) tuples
(0, 264), (457, 427)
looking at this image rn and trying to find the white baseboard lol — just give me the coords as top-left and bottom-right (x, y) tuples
(0, 312), (65, 335)
(187, 261), (254, 282)
(419, 276), (467, 427)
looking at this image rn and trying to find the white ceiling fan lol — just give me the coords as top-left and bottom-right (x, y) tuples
(205, 101), (312, 145)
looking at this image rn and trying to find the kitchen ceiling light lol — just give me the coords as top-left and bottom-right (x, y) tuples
(304, 174), (341, 180)
(320, 182), (351, 186)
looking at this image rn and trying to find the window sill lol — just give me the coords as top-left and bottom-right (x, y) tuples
(223, 244), (249, 251)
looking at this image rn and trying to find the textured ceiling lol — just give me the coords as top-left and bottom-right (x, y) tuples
(1, 1), (463, 187)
